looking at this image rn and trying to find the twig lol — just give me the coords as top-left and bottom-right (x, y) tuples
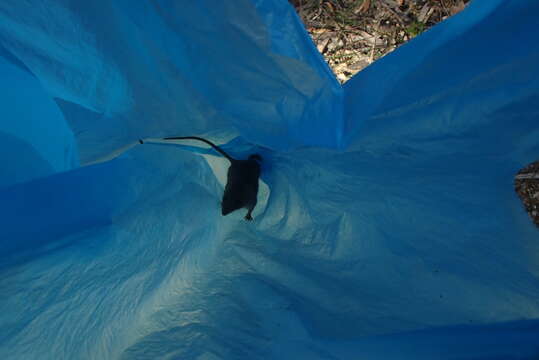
(377, 0), (407, 27)
(369, 32), (376, 63)
(516, 174), (539, 180)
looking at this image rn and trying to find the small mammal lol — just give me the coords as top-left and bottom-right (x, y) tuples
(139, 136), (262, 221)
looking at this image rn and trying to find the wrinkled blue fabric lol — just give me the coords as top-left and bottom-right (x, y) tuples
(0, 45), (77, 188)
(1, 0), (539, 359)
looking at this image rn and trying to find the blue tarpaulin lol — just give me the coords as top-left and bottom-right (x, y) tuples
(1, 0), (538, 359)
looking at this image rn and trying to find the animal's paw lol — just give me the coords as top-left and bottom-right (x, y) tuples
(245, 214), (253, 221)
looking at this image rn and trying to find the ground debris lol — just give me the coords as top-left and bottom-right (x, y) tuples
(515, 161), (539, 227)
(290, 0), (470, 83)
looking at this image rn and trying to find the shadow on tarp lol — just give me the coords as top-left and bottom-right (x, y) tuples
(309, 319), (539, 360)
(0, 158), (136, 270)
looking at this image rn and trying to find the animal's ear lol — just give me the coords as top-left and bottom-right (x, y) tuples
(249, 154), (262, 162)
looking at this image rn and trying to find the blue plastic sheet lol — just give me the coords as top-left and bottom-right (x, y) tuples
(1, 0), (539, 359)
(0, 46), (77, 188)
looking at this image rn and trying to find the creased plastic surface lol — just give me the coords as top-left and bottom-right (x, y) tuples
(1, 0), (539, 359)
(0, 45), (78, 188)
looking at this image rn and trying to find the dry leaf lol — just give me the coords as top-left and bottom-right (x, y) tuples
(355, 0), (371, 14)
(397, 0), (405, 6)
(325, 1), (334, 12)
(309, 28), (328, 34)
(418, 4), (431, 23)
(450, 1), (467, 16)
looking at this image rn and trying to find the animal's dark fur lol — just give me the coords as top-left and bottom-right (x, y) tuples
(221, 155), (261, 220)
(140, 137), (261, 220)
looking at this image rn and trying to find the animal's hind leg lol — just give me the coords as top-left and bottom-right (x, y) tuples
(244, 201), (256, 221)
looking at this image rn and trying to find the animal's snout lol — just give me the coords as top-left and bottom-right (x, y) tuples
(221, 201), (237, 216)
(221, 194), (245, 216)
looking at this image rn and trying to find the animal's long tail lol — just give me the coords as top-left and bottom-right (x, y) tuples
(139, 136), (233, 162)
